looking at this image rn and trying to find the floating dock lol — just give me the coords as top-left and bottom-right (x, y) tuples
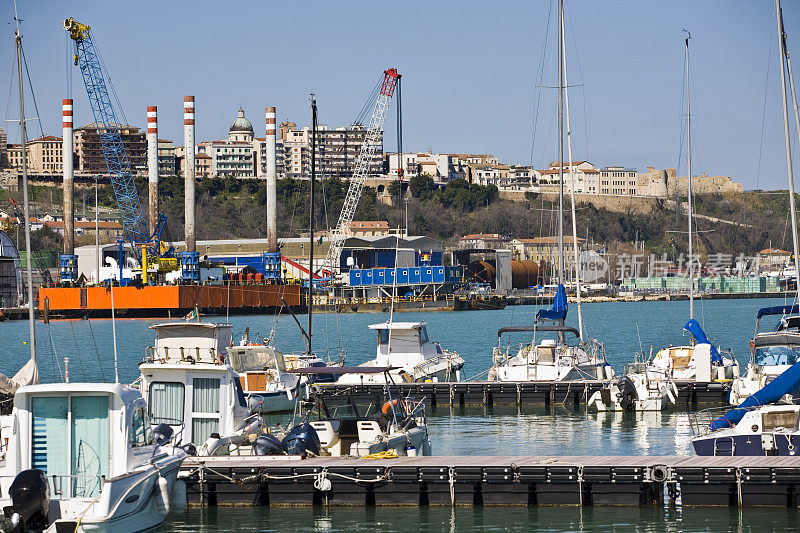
(37, 284), (303, 318)
(314, 380), (731, 408)
(181, 455), (800, 507)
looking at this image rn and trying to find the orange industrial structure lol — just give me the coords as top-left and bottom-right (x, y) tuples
(38, 284), (303, 318)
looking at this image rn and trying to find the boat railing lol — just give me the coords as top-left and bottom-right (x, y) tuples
(687, 404), (774, 437)
(412, 351), (463, 378)
(144, 345), (223, 364)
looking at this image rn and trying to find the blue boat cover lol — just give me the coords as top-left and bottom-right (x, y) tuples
(536, 284), (567, 321)
(683, 319), (721, 363)
(757, 305), (799, 319)
(709, 360), (800, 431)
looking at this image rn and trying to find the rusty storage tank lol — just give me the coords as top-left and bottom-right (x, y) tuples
(465, 260), (496, 284)
(510, 260), (540, 288)
(465, 259), (540, 288)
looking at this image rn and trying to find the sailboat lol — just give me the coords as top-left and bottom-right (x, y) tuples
(727, 0), (800, 407)
(489, 0), (612, 383)
(630, 31), (738, 388)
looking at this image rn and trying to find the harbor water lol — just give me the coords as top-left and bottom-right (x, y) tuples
(2, 297), (798, 529)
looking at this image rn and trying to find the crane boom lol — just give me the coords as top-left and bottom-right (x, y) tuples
(63, 17), (150, 257)
(324, 68), (400, 273)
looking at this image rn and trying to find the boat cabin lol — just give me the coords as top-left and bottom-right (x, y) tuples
(139, 322), (250, 447)
(370, 321), (443, 366)
(752, 333), (800, 370)
(0, 383), (156, 498)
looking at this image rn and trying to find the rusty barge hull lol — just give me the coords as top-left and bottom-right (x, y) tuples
(38, 284), (303, 318)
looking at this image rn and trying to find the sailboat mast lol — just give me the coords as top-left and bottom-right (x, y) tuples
(557, 0), (564, 289)
(16, 28), (36, 361)
(685, 31), (694, 320)
(777, 0), (800, 305)
(308, 96), (317, 356)
(561, 11), (584, 342)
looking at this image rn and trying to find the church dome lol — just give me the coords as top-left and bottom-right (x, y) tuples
(229, 107), (254, 134)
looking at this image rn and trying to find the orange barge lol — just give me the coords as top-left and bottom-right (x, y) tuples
(38, 284), (303, 319)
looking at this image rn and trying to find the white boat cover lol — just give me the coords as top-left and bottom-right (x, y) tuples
(0, 357), (39, 394)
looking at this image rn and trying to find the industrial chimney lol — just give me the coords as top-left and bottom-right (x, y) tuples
(265, 106), (277, 253)
(147, 106), (158, 231)
(184, 96), (195, 252)
(62, 98), (74, 256)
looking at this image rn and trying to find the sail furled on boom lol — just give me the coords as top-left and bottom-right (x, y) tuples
(536, 284), (567, 322)
(709, 360), (800, 431)
(683, 319), (721, 363)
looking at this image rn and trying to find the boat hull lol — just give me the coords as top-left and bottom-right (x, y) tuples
(693, 433), (800, 456)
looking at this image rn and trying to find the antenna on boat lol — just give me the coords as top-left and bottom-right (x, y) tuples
(776, 0), (800, 307)
(683, 28), (695, 322)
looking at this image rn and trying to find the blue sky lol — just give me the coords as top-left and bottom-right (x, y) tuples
(2, 0), (799, 190)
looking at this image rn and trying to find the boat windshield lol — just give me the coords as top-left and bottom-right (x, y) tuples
(754, 345), (800, 366)
(229, 347), (286, 373)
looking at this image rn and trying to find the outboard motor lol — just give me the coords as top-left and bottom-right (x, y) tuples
(616, 376), (638, 411)
(3, 469), (50, 532)
(254, 434), (284, 456)
(181, 443), (198, 457)
(281, 423), (321, 457)
(153, 423), (174, 446)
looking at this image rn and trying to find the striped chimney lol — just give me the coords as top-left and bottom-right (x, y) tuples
(184, 96), (196, 252)
(147, 106), (159, 232)
(265, 106), (277, 253)
(62, 98), (75, 256)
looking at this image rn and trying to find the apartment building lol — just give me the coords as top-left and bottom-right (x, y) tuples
(0, 127), (6, 168)
(599, 166), (638, 195)
(384, 152), (467, 183)
(2, 135), (66, 173)
(73, 123), (146, 175)
(157, 139), (177, 176)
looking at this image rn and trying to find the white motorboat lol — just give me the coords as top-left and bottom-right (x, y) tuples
(729, 305), (800, 405)
(336, 321), (464, 385)
(282, 366), (431, 458)
(589, 363), (677, 412)
(0, 383), (185, 532)
(139, 322), (267, 456)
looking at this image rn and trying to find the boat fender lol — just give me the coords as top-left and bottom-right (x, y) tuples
(665, 385), (676, 405)
(170, 480), (187, 514)
(155, 476), (170, 515)
(406, 443), (417, 457)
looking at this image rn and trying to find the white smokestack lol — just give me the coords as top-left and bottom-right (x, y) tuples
(62, 98), (74, 255)
(147, 105), (158, 232)
(184, 96), (196, 253)
(265, 106), (277, 253)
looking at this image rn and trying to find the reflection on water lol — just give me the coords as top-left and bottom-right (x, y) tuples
(427, 406), (695, 456)
(164, 505), (800, 532)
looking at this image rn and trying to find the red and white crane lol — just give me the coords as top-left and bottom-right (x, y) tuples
(324, 68), (400, 273)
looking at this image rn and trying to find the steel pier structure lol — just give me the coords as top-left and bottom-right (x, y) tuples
(181, 455), (800, 507)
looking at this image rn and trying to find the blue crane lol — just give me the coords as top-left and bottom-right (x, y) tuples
(63, 17), (165, 262)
